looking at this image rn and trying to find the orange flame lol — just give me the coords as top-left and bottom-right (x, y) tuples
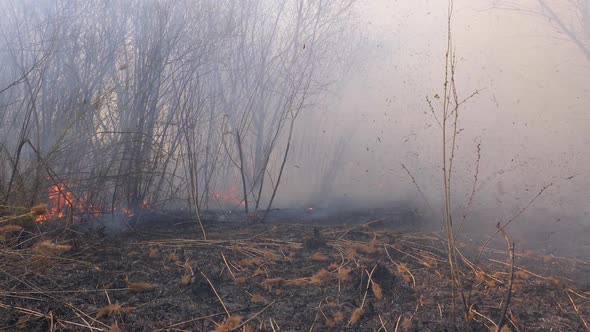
(35, 182), (151, 222)
(212, 186), (246, 206)
(36, 184), (74, 222)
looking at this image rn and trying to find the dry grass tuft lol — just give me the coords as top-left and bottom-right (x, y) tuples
(475, 270), (486, 284)
(148, 248), (159, 258)
(338, 267), (353, 282)
(285, 278), (309, 287)
(261, 278), (284, 291)
(0, 225), (24, 233)
(126, 251), (141, 257)
(251, 294), (265, 303)
(421, 256), (437, 268)
(214, 315), (242, 332)
(349, 307), (364, 325)
(546, 277), (561, 286)
(396, 263), (412, 283)
(96, 304), (135, 319)
(169, 253), (180, 263)
(326, 318), (336, 327)
(263, 250), (278, 261)
(310, 269), (332, 286)
(310, 252), (330, 262)
(346, 249), (358, 260)
(401, 317), (413, 331)
(345, 241), (378, 255)
(30, 204), (48, 216)
(125, 278), (158, 293)
(542, 255), (554, 263)
(371, 281), (383, 300)
(239, 257), (263, 267)
(181, 274), (192, 285)
(33, 240), (72, 255)
(109, 321), (121, 332)
(514, 270), (530, 280)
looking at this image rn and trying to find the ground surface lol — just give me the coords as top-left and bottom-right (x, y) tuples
(1, 212), (589, 331)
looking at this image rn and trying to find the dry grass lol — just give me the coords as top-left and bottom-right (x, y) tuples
(30, 204), (47, 216)
(251, 294), (265, 303)
(285, 278), (309, 287)
(235, 277), (247, 286)
(125, 278), (158, 293)
(96, 304), (135, 319)
(32, 240), (72, 255)
(371, 281), (384, 300)
(310, 252), (330, 262)
(239, 257), (263, 267)
(310, 269), (332, 286)
(181, 274), (192, 285)
(261, 278), (284, 291)
(0, 225), (24, 233)
(214, 315), (242, 332)
(349, 307), (364, 325)
(338, 267), (353, 282)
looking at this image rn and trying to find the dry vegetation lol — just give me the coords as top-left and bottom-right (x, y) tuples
(0, 213), (588, 331)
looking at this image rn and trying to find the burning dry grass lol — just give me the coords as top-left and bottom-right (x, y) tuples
(30, 204), (48, 216)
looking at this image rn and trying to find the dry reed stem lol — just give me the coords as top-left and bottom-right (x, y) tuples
(201, 271), (231, 317)
(496, 227), (515, 332)
(221, 252), (236, 280)
(378, 313), (389, 332)
(566, 290), (589, 329)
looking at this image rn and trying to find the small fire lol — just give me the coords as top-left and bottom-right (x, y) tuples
(121, 208), (135, 217)
(36, 183), (76, 222)
(35, 182), (151, 223)
(212, 186), (246, 207)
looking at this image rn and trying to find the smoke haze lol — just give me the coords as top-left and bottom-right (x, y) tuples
(281, 0), (590, 256)
(1, 0), (588, 257)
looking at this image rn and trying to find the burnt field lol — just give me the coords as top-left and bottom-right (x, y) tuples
(1, 209), (589, 332)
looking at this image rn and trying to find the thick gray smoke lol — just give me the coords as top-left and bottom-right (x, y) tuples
(0, 0), (588, 257)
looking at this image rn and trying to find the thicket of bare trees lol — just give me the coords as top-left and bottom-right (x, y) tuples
(0, 0), (355, 224)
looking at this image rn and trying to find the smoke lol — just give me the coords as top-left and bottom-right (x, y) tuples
(275, 0), (590, 257)
(0, 0), (588, 257)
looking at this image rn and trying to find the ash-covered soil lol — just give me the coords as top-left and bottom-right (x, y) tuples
(1, 213), (589, 331)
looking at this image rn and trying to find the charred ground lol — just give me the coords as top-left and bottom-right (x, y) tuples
(1, 210), (589, 331)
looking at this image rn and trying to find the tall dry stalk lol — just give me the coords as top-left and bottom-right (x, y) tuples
(438, 0), (480, 324)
